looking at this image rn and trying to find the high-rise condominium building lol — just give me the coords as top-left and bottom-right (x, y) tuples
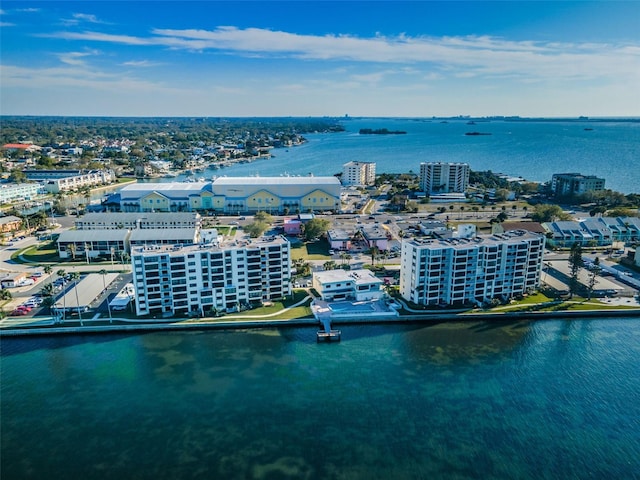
(342, 161), (376, 186)
(400, 230), (545, 306)
(419, 162), (469, 194)
(132, 236), (291, 317)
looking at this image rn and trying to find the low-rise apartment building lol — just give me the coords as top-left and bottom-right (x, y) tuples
(543, 217), (640, 247)
(0, 183), (45, 204)
(24, 169), (115, 193)
(400, 230), (545, 307)
(75, 212), (201, 230)
(132, 235), (291, 317)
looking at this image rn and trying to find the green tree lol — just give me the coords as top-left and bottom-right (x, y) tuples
(369, 245), (379, 266)
(568, 242), (584, 299)
(39, 282), (54, 298)
(99, 269), (112, 323)
(323, 260), (337, 271)
(0, 289), (12, 301)
(69, 271), (83, 325)
(302, 218), (330, 241)
(8, 168), (27, 183)
(292, 258), (311, 278)
(253, 211), (273, 223)
(587, 257), (601, 300)
(56, 269), (66, 321)
(243, 221), (269, 238)
(531, 204), (571, 223)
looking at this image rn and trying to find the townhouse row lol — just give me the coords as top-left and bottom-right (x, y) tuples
(543, 216), (640, 247)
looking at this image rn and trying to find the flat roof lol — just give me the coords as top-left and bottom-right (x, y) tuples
(55, 273), (119, 310)
(213, 176), (340, 186)
(57, 230), (130, 242)
(405, 230), (544, 249)
(131, 234), (288, 256)
(77, 212), (199, 225)
(120, 182), (208, 192)
(129, 228), (197, 242)
(314, 268), (383, 286)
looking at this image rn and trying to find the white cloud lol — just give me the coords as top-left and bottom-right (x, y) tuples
(0, 63), (184, 94)
(43, 26), (640, 83)
(61, 12), (108, 26)
(121, 60), (163, 67)
(56, 49), (100, 66)
(0, 21), (14, 27)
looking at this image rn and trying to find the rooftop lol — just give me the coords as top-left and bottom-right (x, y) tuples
(129, 228), (197, 242)
(132, 234), (289, 256)
(212, 176), (340, 186)
(314, 268), (383, 286)
(406, 230), (544, 249)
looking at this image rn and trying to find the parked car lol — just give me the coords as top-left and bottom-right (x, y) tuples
(11, 309), (28, 316)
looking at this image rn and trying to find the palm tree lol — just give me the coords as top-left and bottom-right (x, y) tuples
(40, 282), (54, 298)
(43, 264), (53, 281)
(42, 296), (56, 316)
(99, 269), (112, 323)
(69, 271), (83, 325)
(369, 245), (379, 266)
(56, 269), (66, 322)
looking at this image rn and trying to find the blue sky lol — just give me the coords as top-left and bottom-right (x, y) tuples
(1, 1), (639, 117)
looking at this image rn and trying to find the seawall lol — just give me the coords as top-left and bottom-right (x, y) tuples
(2, 308), (640, 337)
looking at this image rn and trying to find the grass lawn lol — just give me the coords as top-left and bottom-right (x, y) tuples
(12, 243), (59, 263)
(291, 239), (330, 261)
(479, 293), (639, 313)
(182, 291), (313, 322)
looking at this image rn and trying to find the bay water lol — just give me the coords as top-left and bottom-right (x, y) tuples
(201, 118), (640, 194)
(2, 318), (640, 479)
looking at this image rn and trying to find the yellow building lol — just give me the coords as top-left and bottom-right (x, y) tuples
(116, 177), (341, 214)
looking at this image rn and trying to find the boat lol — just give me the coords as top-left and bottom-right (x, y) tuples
(465, 132), (492, 136)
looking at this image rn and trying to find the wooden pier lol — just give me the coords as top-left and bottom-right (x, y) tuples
(316, 316), (341, 342)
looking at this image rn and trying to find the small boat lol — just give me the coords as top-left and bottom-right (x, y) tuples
(465, 132), (492, 136)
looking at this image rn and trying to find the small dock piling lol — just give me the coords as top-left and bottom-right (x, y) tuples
(317, 316), (341, 342)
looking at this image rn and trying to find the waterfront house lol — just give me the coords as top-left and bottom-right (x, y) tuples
(312, 269), (385, 302)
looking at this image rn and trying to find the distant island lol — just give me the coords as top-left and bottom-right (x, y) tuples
(465, 132), (492, 136)
(359, 128), (407, 135)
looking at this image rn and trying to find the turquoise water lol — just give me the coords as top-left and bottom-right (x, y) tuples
(328, 302), (376, 312)
(196, 118), (640, 194)
(2, 318), (640, 479)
